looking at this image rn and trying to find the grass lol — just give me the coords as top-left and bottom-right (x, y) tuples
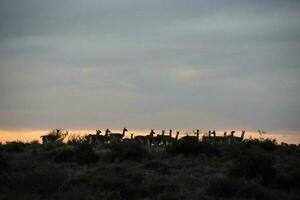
(0, 138), (299, 199)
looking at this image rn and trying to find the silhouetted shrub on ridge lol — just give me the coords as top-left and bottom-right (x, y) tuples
(229, 149), (276, 184)
(206, 176), (269, 199)
(166, 138), (219, 156)
(54, 147), (75, 163)
(274, 160), (300, 189)
(143, 161), (170, 175)
(244, 138), (278, 152)
(10, 166), (67, 196)
(74, 143), (99, 164)
(0, 153), (8, 170)
(67, 135), (87, 145)
(4, 141), (25, 153)
(109, 141), (149, 161)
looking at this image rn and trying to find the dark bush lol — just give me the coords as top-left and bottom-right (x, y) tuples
(109, 141), (149, 161)
(166, 138), (219, 156)
(144, 176), (179, 198)
(10, 166), (67, 196)
(274, 160), (300, 189)
(4, 141), (25, 153)
(244, 138), (278, 152)
(143, 161), (170, 175)
(92, 168), (145, 200)
(260, 139), (278, 151)
(67, 135), (87, 145)
(289, 161), (300, 188)
(54, 147), (75, 163)
(74, 143), (99, 165)
(158, 191), (182, 200)
(167, 138), (199, 156)
(206, 176), (269, 199)
(0, 153), (8, 170)
(42, 142), (59, 151)
(229, 149), (276, 184)
(206, 176), (241, 198)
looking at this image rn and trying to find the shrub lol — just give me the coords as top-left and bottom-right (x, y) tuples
(206, 176), (241, 198)
(143, 161), (170, 175)
(244, 138), (278, 152)
(274, 160), (300, 189)
(10, 166), (67, 196)
(206, 176), (269, 199)
(54, 147), (75, 163)
(259, 138), (278, 151)
(67, 135), (87, 145)
(74, 143), (99, 165)
(166, 139), (219, 156)
(144, 176), (179, 199)
(109, 141), (149, 161)
(4, 141), (25, 153)
(229, 149), (276, 184)
(0, 153), (8, 170)
(166, 138), (199, 156)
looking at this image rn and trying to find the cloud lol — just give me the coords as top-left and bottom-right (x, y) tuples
(0, 0), (299, 131)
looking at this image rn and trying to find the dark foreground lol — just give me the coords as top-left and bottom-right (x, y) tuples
(0, 138), (299, 200)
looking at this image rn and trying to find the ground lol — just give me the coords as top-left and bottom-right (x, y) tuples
(0, 138), (299, 200)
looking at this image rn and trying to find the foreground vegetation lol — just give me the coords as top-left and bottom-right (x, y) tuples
(0, 138), (299, 200)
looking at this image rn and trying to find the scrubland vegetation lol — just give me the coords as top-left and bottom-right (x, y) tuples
(0, 137), (299, 200)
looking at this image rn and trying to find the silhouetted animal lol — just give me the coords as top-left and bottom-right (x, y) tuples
(159, 129), (173, 146)
(41, 129), (68, 144)
(232, 130), (245, 142)
(211, 130), (226, 143)
(135, 129), (156, 146)
(167, 130), (180, 144)
(107, 128), (128, 142)
(153, 130), (166, 146)
(86, 130), (107, 144)
(202, 130), (213, 143)
(181, 129), (200, 142)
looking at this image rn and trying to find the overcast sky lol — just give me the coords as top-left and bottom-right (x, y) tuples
(0, 0), (299, 132)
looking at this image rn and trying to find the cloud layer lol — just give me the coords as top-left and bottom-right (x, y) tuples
(0, 0), (300, 132)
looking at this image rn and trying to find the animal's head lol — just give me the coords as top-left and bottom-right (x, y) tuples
(230, 131), (235, 136)
(96, 130), (102, 134)
(150, 129), (155, 134)
(105, 129), (110, 133)
(123, 128), (128, 132)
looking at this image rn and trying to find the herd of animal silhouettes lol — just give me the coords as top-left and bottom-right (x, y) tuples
(41, 128), (246, 146)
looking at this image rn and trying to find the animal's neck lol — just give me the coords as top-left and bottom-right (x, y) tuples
(241, 132), (245, 139)
(122, 129), (126, 136)
(176, 131), (179, 139)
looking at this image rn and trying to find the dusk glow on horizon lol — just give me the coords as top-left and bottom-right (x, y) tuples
(1, 129), (300, 144)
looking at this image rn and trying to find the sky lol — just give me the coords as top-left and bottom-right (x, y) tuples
(0, 0), (300, 133)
